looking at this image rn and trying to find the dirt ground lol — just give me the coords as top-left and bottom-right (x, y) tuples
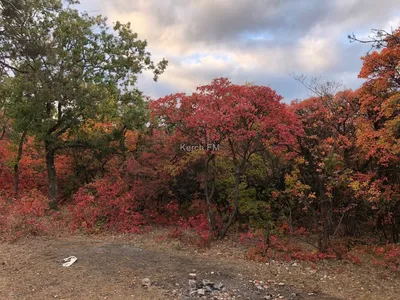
(0, 230), (399, 300)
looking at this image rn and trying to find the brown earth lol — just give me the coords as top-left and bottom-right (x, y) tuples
(0, 230), (398, 300)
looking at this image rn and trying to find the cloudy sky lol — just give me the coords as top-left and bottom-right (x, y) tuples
(78, 0), (400, 102)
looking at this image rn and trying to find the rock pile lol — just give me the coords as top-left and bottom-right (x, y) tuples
(187, 273), (226, 297)
(249, 279), (299, 300)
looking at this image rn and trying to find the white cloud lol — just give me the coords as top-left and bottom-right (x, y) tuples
(297, 36), (338, 72)
(387, 17), (400, 31)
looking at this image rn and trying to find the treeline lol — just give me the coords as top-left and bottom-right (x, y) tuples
(0, 1), (399, 249)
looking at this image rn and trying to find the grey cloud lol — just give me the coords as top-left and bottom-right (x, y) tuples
(79, 0), (400, 101)
(101, 0), (400, 45)
(105, 0), (334, 44)
(186, 0), (335, 44)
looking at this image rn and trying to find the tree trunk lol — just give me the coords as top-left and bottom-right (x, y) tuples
(0, 126), (5, 140)
(45, 142), (58, 207)
(204, 156), (216, 231)
(13, 131), (26, 197)
(219, 166), (240, 238)
(205, 182), (216, 231)
(318, 175), (330, 251)
(392, 221), (398, 243)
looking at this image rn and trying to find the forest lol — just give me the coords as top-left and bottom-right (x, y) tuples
(0, 0), (399, 273)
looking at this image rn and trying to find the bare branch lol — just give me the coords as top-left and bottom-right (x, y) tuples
(291, 73), (342, 98)
(348, 28), (400, 54)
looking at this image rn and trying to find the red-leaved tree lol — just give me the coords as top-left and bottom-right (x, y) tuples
(151, 78), (301, 237)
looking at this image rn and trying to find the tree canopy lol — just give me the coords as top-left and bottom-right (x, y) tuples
(0, 0), (167, 203)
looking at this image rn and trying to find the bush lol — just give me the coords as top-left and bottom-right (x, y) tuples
(0, 190), (49, 240)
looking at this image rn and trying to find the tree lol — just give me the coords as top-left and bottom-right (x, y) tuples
(151, 89), (225, 231)
(152, 78), (300, 237)
(352, 28), (400, 242)
(0, 0), (167, 205)
(290, 89), (361, 250)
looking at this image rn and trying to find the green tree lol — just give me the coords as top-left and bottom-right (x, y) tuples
(0, 0), (167, 205)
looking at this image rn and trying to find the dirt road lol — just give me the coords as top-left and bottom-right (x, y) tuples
(0, 233), (398, 299)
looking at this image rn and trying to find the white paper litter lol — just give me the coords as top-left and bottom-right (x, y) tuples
(62, 256), (77, 267)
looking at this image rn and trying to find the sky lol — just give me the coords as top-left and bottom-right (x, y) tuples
(78, 0), (400, 102)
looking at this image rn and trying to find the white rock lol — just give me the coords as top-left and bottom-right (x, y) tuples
(141, 278), (151, 287)
(197, 288), (205, 295)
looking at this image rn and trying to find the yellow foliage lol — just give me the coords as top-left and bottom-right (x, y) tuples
(124, 130), (139, 152)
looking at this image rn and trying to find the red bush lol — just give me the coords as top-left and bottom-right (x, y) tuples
(69, 174), (148, 233)
(0, 190), (50, 240)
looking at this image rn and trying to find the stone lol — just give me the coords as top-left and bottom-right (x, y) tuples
(188, 273), (197, 280)
(203, 279), (214, 286)
(188, 279), (197, 288)
(197, 288), (206, 295)
(141, 278), (151, 287)
(189, 289), (197, 296)
(214, 282), (224, 290)
(205, 285), (213, 292)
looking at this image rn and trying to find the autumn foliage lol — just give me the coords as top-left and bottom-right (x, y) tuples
(0, 5), (399, 271)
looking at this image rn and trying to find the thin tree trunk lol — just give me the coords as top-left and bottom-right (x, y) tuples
(45, 142), (58, 207)
(219, 166), (240, 238)
(13, 131), (27, 197)
(0, 126), (5, 140)
(205, 180), (216, 231)
(204, 156), (216, 231)
(318, 175), (330, 251)
(392, 221), (398, 243)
